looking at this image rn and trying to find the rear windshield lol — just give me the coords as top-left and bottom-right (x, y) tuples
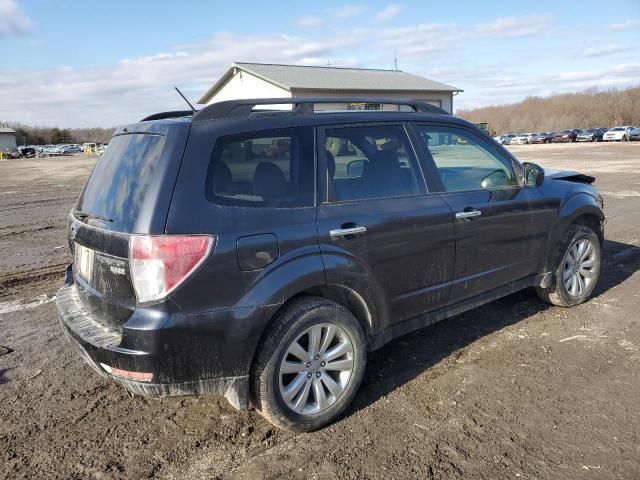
(77, 133), (165, 232)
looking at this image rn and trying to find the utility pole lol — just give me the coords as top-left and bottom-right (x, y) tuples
(393, 50), (398, 71)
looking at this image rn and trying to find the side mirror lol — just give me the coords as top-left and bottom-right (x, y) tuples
(347, 159), (365, 178)
(523, 162), (545, 187)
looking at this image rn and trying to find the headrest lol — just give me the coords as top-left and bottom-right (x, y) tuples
(253, 162), (286, 199)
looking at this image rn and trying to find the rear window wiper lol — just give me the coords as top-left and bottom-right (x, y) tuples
(74, 210), (113, 223)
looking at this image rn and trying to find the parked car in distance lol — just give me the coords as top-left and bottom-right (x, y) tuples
(493, 134), (511, 145)
(529, 132), (553, 144)
(603, 126), (633, 142)
(62, 145), (83, 154)
(577, 129), (604, 142)
(553, 129), (578, 143)
(504, 133), (517, 144)
(18, 147), (37, 158)
(628, 127), (640, 141)
(511, 133), (531, 144)
(56, 97), (605, 432)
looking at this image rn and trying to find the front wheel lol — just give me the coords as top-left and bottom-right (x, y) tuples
(536, 224), (601, 307)
(251, 297), (366, 431)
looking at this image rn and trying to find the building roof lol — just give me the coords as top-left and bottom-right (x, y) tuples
(0, 127), (16, 134)
(198, 62), (463, 104)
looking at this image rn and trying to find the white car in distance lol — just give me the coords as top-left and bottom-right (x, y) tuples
(511, 133), (532, 145)
(603, 126), (633, 142)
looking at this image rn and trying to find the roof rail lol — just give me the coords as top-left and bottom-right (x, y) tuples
(140, 110), (194, 122)
(192, 97), (448, 122)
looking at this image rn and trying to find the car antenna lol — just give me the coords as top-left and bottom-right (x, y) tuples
(174, 86), (197, 113)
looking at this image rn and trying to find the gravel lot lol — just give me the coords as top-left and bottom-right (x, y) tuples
(1, 142), (639, 479)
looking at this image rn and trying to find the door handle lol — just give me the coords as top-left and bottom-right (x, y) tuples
(455, 210), (482, 220)
(330, 226), (367, 238)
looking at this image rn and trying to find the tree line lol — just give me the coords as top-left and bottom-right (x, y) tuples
(1, 123), (115, 145)
(457, 86), (640, 134)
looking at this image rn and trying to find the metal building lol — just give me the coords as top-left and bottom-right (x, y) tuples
(0, 127), (17, 149)
(198, 62), (462, 113)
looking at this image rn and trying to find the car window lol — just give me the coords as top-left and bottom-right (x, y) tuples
(415, 125), (519, 192)
(206, 127), (314, 207)
(324, 125), (423, 202)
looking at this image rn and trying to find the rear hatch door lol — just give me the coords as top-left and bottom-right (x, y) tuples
(69, 120), (190, 331)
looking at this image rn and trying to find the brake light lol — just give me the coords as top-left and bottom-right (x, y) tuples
(129, 235), (214, 303)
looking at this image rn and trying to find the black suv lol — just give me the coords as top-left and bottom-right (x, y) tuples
(57, 98), (604, 431)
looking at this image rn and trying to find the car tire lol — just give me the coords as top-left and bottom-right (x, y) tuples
(536, 224), (601, 307)
(251, 296), (366, 432)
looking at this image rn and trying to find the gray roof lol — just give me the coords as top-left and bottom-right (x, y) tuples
(198, 62), (462, 103)
(0, 127), (16, 134)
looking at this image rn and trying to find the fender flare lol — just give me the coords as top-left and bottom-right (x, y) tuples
(544, 193), (604, 271)
(261, 250), (390, 338)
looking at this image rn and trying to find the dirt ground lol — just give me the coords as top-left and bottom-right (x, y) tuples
(1, 142), (639, 480)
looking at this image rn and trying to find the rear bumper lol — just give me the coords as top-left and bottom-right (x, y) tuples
(57, 282), (276, 409)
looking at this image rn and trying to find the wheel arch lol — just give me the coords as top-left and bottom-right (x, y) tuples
(294, 285), (374, 340)
(544, 199), (605, 272)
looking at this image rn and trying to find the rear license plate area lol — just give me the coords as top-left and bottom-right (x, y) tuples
(75, 243), (95, 283)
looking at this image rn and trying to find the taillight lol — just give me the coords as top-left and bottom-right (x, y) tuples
(129, 235), (215, 303)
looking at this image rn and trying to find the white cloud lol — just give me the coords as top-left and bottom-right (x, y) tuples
(1, 12), (637, 127)
(376, 4), (402, 21)
(0, 31), (362, 127)
(296, 15), (324, 28)
(0, 0), (33, 37)
(584, 43), (626, 57)
(332, 5), (367, 18)
(476, 14), (550, 38)
(549, 63), (640, 87)
(381, 23), (463, 56)
(608, 19), (640, 30)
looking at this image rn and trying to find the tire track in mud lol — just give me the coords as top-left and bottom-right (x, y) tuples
(0, 195), (79, 212)
(0, 224), (57, 240)
(0, 263), (68, 294)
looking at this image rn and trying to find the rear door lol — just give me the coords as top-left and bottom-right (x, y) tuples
(316, 123), (455, 328)
(410, 123), (553, 303)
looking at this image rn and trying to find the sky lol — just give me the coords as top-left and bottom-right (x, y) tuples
(0, 0), (639, 127)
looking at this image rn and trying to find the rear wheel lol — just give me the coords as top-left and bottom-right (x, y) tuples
(536, 224), (601, 307)
(251, 297), (366, 431)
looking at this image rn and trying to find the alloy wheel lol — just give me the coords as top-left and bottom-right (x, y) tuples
(562, 238), (597, 297)
(278, 323), (354, 415)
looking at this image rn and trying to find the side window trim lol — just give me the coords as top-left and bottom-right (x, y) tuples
(404, 122), (445, 193)
(317, 122), (428, 204)
(409, 122), (523, 193)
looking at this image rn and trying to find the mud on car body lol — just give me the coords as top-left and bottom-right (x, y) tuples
(57, 98), (605, 431)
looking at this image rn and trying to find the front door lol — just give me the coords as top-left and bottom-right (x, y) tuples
(411, 123), (552, 303)
(316, 123), (456, 328)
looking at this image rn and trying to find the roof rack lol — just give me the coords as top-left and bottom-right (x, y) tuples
(192, 97), (448, 122)
(140, 110), (194, 122)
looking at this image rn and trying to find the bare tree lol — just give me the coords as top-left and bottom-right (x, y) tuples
(458, 86), (640, 133)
